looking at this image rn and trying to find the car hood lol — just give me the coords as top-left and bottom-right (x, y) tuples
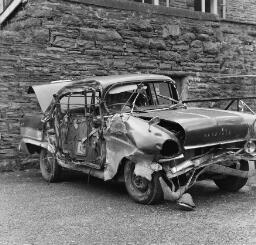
(138, 107), (256, 149)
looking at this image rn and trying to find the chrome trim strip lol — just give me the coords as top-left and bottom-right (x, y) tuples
(184, 138), (254, 150)
(158, 154), (184, 163)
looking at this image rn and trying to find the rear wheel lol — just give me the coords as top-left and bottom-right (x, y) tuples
(124, 160), (163, 204)
(40, 149), (61, 182)
(214, 160), (249, 192)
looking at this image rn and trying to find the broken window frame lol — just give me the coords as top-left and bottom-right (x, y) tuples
(55, 88), (103, 159)
(58, 89), (101, 116)
(103, 80), (179, 113)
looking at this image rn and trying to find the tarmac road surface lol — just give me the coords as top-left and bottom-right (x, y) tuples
(1, 169), (256, 245)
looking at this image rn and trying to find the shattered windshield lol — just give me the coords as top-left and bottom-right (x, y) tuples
(105, 80), (180, 113)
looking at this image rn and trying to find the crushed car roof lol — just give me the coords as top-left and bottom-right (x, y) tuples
(82, 74), (173, 88)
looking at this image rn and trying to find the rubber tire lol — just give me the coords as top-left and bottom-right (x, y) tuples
(40, 148), (61, 183)
(124, 160), (163, 204)
(214, 160), (249, 192)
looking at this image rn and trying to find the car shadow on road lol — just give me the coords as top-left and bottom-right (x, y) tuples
(60, 170), (250, 205)
(60, 169), (128, 196)
(187, 180), (254, 209)
(25, 169), (252, 212)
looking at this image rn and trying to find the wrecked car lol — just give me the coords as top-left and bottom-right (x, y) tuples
(20, 74), (256, 208)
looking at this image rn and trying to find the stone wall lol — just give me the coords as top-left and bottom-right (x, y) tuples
(0, 0), (256, 168)
(226, 0), (256, 24)
(127, 0), (256, 24)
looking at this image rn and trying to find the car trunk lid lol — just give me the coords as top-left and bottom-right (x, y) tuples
(28, 80), (72, 112)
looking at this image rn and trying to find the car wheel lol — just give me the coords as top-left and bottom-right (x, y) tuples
(214, 160), (249, 192)
(40, 148), (61, 182)
(124, 160), (163, 204)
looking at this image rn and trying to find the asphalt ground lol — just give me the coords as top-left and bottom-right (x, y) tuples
(1, 169), (256, 245)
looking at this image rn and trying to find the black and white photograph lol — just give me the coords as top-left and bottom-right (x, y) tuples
(1, 0), (256, 244)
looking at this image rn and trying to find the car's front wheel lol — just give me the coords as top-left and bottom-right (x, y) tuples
(40, 148), (61, 182)
(124, 160), (163, 204)
(214, 160), (249, 192)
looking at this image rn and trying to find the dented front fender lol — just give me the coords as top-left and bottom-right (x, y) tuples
(103, 114), (181, 180)
(123, 115), (180, 155)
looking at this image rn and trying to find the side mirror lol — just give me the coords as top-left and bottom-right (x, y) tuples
(148, 116), (160, 132)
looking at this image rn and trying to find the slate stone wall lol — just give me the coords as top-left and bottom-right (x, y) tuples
(127, 0), (256, 24)
(0, 0), (256, 168)
(226, 0), (256, 24)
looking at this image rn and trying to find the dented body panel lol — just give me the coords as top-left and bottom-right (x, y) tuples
(20, 74), (256, 206)
(103, 114), (179, 180)
(123, 115), (179, 155)
(20, 115), (44, 139)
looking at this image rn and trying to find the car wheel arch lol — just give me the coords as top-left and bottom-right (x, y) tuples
(112, 157), (128, 182)
(25, 143), (42, 154)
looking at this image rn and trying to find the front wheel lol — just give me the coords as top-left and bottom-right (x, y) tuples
(214, 160), (249, 192)
(124, 160), (163, 204)
(40, 149), (61, 182)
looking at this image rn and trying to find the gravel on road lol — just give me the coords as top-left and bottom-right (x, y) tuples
(1, 169), (256, 245)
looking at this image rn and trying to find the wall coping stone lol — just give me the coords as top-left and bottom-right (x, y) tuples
(221, 18), (256, 27)
(63, 0), (219, 22)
